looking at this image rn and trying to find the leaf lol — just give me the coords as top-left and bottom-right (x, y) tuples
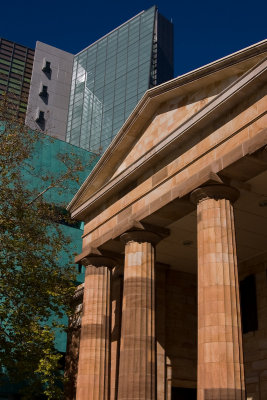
(0, 92), (96, 399)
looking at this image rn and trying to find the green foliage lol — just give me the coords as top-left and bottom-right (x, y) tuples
(0, 94), (93, 398)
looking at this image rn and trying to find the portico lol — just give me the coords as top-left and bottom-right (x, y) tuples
(67, 40), (267, 400)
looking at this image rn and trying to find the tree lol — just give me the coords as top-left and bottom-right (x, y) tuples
(0, 94), (96, 399)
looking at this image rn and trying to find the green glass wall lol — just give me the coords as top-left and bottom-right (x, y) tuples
(0, 130), (99, 396)
(21, 135), (99, 352)
(66, 7), (157, 153)
(22, 134), (99, 283)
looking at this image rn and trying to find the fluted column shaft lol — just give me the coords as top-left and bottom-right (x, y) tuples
(191, 185), (245, 400)
(118, 231), (159, 400)
(76, 265), (111, 400)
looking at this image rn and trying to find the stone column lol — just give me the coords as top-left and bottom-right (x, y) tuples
(76, 254), (116, 400)
(191, 185), (246, 400)
(118, 230), (163, 400)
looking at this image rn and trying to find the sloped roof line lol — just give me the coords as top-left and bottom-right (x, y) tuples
(69, 57), (267, 219)
(68, 39), (267, 213)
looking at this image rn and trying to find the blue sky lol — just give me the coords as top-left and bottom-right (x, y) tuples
(1, 0), (266, 76)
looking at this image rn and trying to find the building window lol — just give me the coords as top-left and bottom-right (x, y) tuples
(42, 60), (51, 74)
(240, 274), (258, 334)
(36, 109), (45, 123)
(39, 84), (48, 98)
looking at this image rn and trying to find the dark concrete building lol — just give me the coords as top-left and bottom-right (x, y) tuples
(0, 38), (34, 120)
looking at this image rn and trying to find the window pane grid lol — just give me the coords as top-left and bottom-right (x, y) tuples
(67, 6), (156, 152)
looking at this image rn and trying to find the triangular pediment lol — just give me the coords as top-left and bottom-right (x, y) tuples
(109, 72), (244, 181)
(68, 40), (267, 219)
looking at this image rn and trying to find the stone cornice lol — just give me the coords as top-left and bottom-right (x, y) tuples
(68, 55), (267, 220)
(74, 221), (169, 263)
(69, 42), (267, 211)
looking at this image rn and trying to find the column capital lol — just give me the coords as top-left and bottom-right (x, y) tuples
(80, 247), (118, 269)
(72, 283), (84, 304)
(120, 222), (169, 246)
(190, 184), (239, 205)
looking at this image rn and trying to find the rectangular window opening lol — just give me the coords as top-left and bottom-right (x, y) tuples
(240, 274), (258, 334)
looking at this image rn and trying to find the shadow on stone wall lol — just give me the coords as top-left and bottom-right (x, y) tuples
(203, 388), (246, 399)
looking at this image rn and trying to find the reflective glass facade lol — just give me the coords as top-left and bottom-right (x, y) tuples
(66, 6), (173, 153)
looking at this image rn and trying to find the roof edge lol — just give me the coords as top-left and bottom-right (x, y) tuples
(68, 39), (267, 213)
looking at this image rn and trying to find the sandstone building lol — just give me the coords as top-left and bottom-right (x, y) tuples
(67, 40), (267, 399)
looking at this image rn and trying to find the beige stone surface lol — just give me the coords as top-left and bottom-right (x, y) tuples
(118, 240), (156, 400)
(68, 41), (267, 215)
(76, 266), (111, 400)
(66, 41), (267, 399)
(79, 70), (267, 248)
(82, 107), (266, 249)
(193, 188), (246, 399)
(111, 74), (243, 180)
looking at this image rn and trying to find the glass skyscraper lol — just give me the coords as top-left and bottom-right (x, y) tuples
(66, 6), (173, 153)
